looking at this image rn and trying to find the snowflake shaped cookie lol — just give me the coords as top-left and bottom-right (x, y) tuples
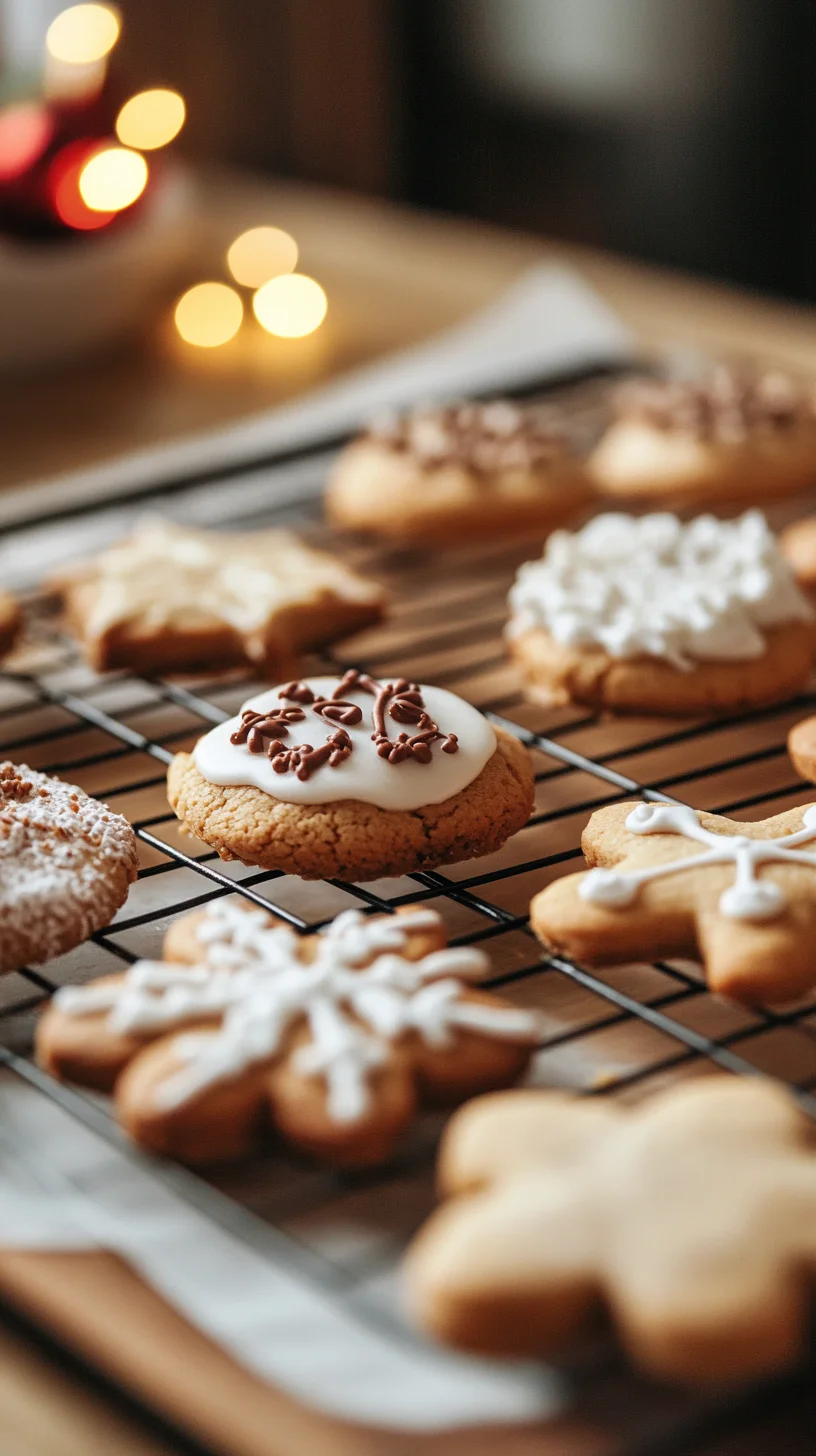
(531, 799), (816, 1002)
(406, 1078), (816, 1382)
(37, 900), (540, 1165)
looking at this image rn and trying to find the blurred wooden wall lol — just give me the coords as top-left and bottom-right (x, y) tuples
(117, 0), (401, 192)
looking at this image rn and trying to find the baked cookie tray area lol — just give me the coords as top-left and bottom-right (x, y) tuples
(2, 427), (816, 1454)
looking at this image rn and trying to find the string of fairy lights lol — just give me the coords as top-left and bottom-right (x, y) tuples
(0, 3), (328, 348)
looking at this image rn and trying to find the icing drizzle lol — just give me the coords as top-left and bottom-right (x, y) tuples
(507, 510), (814, 670)
(579, 802), (816, 922)
(55, 904), (539, 1122)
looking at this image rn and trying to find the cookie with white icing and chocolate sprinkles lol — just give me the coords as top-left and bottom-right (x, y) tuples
(37, 900), (541, 1165)
(0, 763), (138, 973)
(52, 517), (385, 676)
(589, 365), (816, 506)
(167, 671), (534, 880)
(326, 401), (592, 544)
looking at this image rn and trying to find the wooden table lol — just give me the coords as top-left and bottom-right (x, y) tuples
(2, 170), (816, 1456)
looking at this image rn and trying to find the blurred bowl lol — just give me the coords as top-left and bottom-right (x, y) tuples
(0, 163), (195, 371)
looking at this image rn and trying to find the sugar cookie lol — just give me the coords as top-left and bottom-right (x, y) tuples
(52, 517), (386, 676)
(326, 401), (592, 544)
(531, 798), (816, 1003)
(37, 900), (541, 1165)
(507, 510), (816, 714)
(168, 670), (534, 880)
(405, 1078), (816, 1382)
(589, 367), (816, 505)
(0, 762), (138, 973)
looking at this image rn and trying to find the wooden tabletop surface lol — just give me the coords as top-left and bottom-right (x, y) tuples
(2, 169), (816, 1456)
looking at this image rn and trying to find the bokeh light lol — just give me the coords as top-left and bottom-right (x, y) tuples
(49, 140), (114, 230)
(0, 103), (54, 182)
(116, 89), (186, 150)
(174, 283), (243, 348)
(78, 147), (147, 213)
(46, 4), (120, 64)
(252, 273), (327, 338)
(227, 226), (298, 288)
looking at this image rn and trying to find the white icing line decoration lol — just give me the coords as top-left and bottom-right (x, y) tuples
(55, 906), (539, 1121)
(579, 802), (816, 922)
(507, 510), (815, 669)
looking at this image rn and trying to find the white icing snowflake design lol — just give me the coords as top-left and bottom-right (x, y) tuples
(55, 906), (539, 1122)
(579, 802), (816, 923)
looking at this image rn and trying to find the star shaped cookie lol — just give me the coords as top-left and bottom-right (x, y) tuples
(405, 1078), (816, 1382)
(530, 799), (816, 1003)
(37, 900), (540, 1165)
(52, 517), (386, 675)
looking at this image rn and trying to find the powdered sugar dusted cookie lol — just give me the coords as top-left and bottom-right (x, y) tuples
(0, 763), (138, 972)
(531, 798), (816, 1003)
(326, 401), (592, 544)
(168, 669), (534, 880)
(405, 1078), (816, 1382)
(37, 900), (541, 1165)
(589, 366), (816, 505)
(507, 510), (816, 714)
(52, 517), (385, 676)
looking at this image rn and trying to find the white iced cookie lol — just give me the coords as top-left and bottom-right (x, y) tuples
(506, 510), (816, 715)
(167, 671), (535, 880)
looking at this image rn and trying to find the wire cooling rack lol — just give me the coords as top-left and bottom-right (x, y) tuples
(2, 438), (816, 1454)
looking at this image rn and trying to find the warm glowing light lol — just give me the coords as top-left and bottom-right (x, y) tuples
(46, 4), (120, 64)
(0, 103), (54, 182)
(116, 89), (186, 150)
(227, 226), (298, 288)
(252, 273), (327, 338)
(78, 147), (147, 213)
(174, 283), (243, 348)
(49, 140), (114, 230)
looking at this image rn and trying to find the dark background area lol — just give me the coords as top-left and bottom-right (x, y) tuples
(113, 0), (816, 304)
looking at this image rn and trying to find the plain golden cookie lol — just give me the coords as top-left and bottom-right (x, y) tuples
(405, 1078), (816, 1383)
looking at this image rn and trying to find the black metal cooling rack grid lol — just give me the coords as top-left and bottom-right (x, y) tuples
(2, 482), (816, 1453)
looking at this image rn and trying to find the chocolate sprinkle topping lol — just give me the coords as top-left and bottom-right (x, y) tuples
(230, 672), (459, 780)
(612, 367), (816, 444)
(366, 401), (571, 475)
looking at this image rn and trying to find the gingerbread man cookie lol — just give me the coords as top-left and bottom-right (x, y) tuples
(405, 1078), (816, 1383)
(37, 900), (541, 1165)
(589, 366), (816, 506)
(530, 798), (816, 1003)
(52, 517), (385, 676)
(507, 510), (816, 715)
(326, 401), (592, 545)
(168, 670), (534, 880)
(0, 762), (138, 973)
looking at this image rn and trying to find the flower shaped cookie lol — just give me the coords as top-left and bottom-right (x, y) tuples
(37, 901), (540, 1165)
(405, 1078), (816, 1382)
